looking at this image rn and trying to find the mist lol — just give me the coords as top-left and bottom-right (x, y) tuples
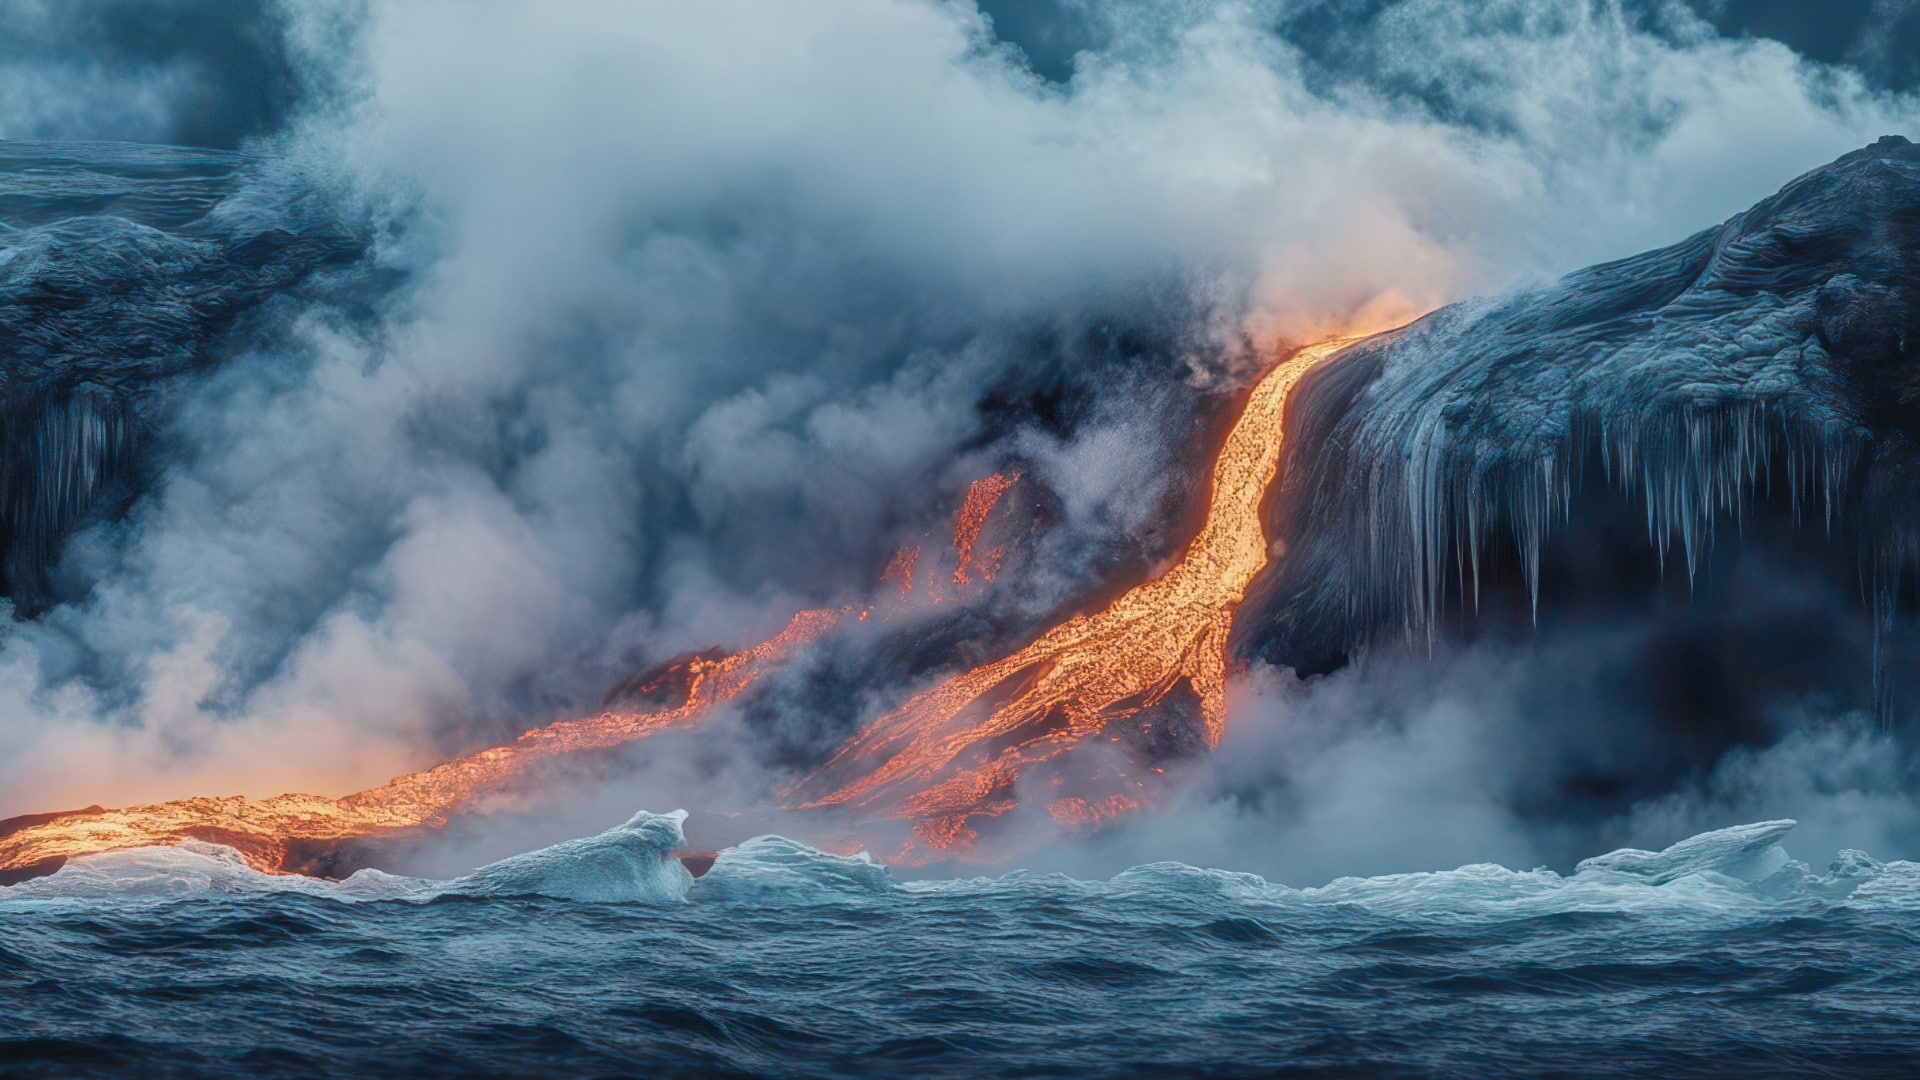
(1005, 642), (1920, 886)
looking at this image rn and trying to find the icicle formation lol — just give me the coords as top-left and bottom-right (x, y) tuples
(0, 389), (133, 601)
(1255, 138), (1920, 715)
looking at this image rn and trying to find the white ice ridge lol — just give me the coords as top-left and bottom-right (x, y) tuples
(1571, 819), (1797, 885)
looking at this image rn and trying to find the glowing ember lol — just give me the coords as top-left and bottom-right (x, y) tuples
(1046, 794), (1140, 828)
(0, 609), (842, 878)
(882, 545), (920, 597)
(952, 472), (1019, 585)
(799, 334), (1374, 849)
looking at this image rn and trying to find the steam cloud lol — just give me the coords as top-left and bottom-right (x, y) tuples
(1, 0), (1918, 877)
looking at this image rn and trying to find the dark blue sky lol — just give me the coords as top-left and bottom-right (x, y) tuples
(2, 1), (1916, 149)
(979, 0), (1920, 89)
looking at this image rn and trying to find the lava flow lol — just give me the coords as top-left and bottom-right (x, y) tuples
(0, 609), (842, 881)
(2, 328), (1385, 881)
(799, 332), (1377, 850)
(952, 472), (1019, 585)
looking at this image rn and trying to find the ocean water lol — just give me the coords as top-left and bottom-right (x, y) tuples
(3, 814), (1918, 1078)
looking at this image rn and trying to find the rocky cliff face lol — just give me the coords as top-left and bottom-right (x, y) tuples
(1253, 136), (1920, 723)
(8, 135), (1919, 771)
(0, 141), (364, 610)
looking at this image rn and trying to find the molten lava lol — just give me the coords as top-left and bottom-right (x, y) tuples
(800, 334), (1371, 850)
(882, 545), (921, 598)
(0, 609), (841, 878)
(1, 327), (1390, 880)
(952, 472), (1019, 585)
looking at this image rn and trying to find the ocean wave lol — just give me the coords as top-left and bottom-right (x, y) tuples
(0, 841), (423, 904)
(441, 810), (693, 904)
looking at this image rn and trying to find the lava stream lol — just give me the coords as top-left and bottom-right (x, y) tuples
(0, 609), (842, 878)
(952, 472), (1019, 585)
(799, 334), (1373, 849)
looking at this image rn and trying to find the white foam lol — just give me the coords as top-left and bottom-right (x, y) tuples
(442, 809), (693, 904)
(690, 835), (893, 903)
(0, 841), (429, 905)
(0, 809), (694, 907)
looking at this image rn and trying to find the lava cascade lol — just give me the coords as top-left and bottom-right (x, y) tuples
(0, 467), (1027, 880)
(800, 333), (1375, 850)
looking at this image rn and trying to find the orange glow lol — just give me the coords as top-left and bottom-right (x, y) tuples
(882, 545), (920, 597)
(799, 333), (1377, 850)
(1046, 794), (1140, 828)
(0, 609), (842, 877)
(0, 321), (1403, 881)
(952, 472), (1019, 585)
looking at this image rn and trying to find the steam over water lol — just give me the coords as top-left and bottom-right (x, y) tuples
(7, 1), (1920, 1075)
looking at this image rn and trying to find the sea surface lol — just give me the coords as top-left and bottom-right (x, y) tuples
(3, 813), (1918, 1079)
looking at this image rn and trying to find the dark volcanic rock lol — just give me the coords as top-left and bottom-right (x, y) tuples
(1249, 136), (1920, 718)
(0, 140), (366, 611)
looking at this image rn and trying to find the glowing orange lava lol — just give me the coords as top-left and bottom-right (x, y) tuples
(1, 325), (1393, 881)
(0, 609), (842, 877)
(952, 472), (1019, 585)
(1046, 794), (1140, 829)
(882, 545), (920, 597)
(799, 334), (1372, 850)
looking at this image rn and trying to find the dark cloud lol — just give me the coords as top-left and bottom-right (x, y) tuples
(1699, 0), (1920, 89)
(974, 0), (1107, 82)
(981, 1), (1920, 94)
(0, 0), (307, 148)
